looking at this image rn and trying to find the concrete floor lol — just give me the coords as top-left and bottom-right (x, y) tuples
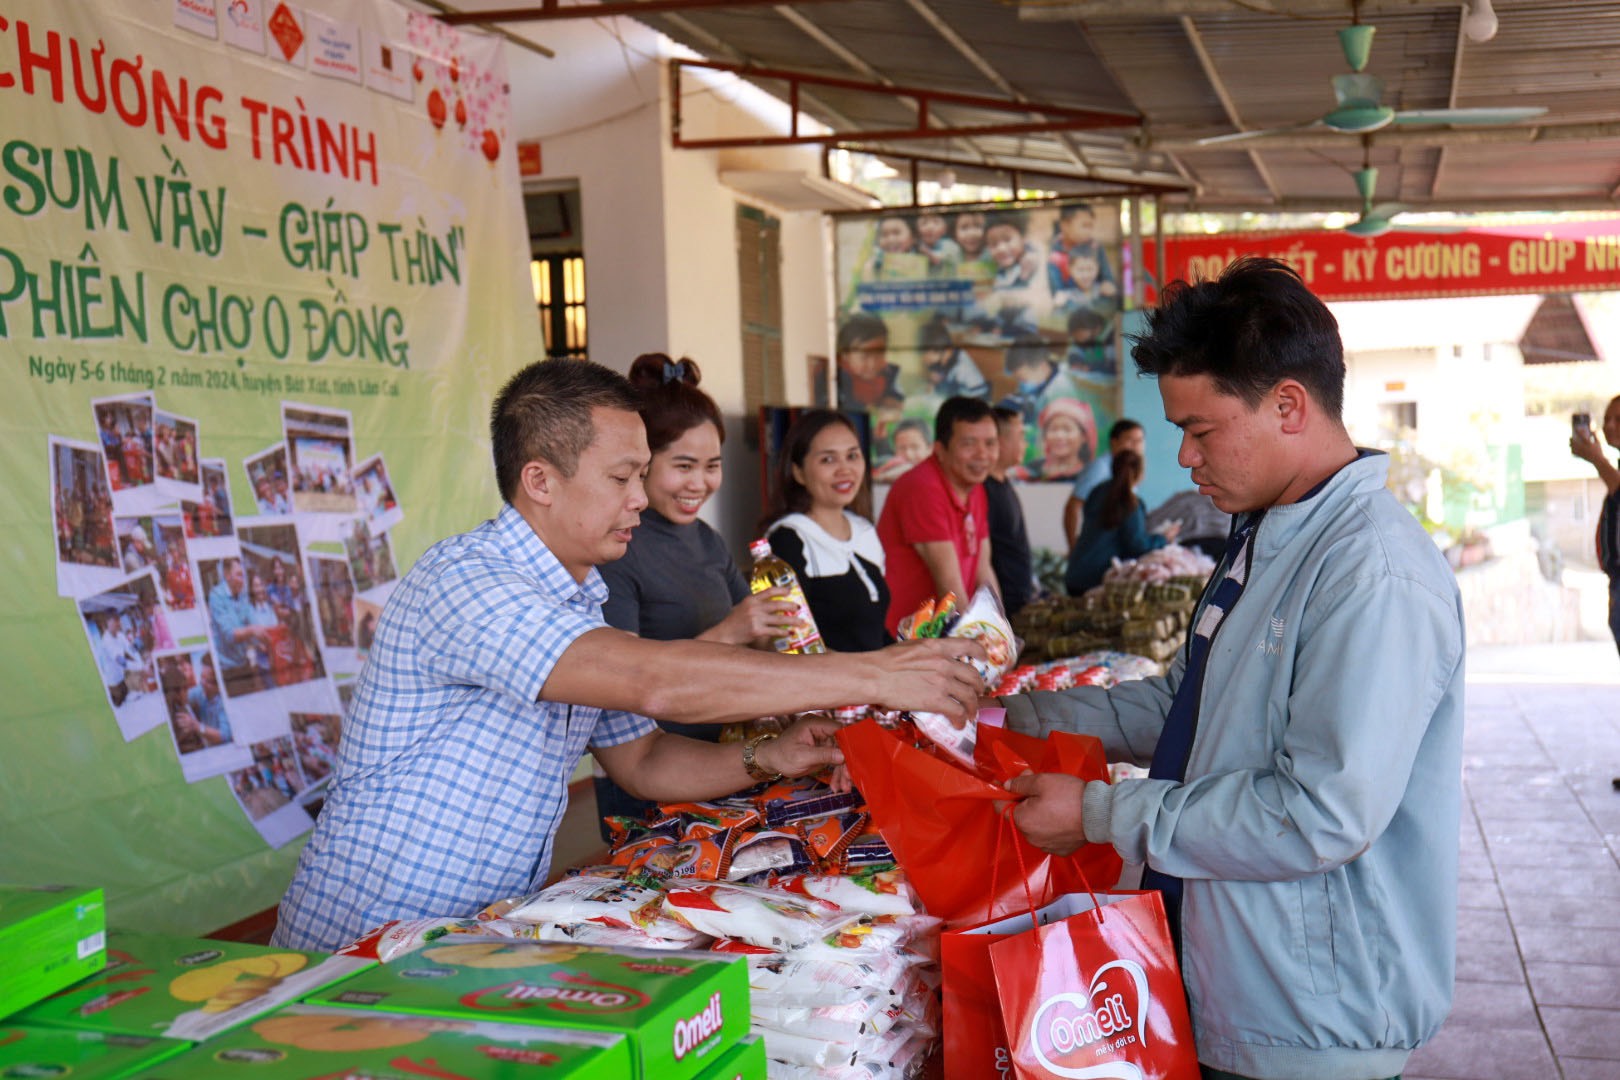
(1405, 642), (1620, 1080)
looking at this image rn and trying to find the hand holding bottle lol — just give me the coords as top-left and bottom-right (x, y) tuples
(702, 587), (804, 647)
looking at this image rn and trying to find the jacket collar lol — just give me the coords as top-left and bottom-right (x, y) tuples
(1241, 449), (1390, 558)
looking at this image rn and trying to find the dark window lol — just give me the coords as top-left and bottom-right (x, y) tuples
(531, 254), (587, 359)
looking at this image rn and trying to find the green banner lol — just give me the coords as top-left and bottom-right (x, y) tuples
(1, 0), (539, 933)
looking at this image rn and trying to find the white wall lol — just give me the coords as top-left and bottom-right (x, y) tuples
(506, 19), (672, 371)
(502, 26), (838, 555)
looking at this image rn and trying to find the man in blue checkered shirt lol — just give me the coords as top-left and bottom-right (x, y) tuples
(273, 359), (984, 951)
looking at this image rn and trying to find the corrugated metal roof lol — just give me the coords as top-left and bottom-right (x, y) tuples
(450, 0), (1620, 215)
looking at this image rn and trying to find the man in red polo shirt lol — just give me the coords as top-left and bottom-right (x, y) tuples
(877, 396), (1002, 632)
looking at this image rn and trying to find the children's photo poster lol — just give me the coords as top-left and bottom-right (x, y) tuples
(834, 201), (1125, 483)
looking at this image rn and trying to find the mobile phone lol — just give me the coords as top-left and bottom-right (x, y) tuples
(1574, 413), (1592, 438)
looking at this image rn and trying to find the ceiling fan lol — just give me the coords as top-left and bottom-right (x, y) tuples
(1339, 160), (1462, 238)
(1197, 20), (1547, 148)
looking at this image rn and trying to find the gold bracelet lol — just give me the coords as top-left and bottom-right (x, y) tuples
(742, 731), (783, 783)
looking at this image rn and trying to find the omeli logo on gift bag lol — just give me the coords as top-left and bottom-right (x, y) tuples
(1028, 958), (1151, 1080)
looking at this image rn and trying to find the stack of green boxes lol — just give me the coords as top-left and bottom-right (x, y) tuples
(0, 886), (172, 1080)
(3, 907), (768, 1078)
(2, 928), (373, 1080)
(300, 939), (766, 1079)
(139, 1003), (639, 1078)
(0, 886), (107, 1019)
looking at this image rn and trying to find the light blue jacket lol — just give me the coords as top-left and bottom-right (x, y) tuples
(1006, 452), (1465, 1080)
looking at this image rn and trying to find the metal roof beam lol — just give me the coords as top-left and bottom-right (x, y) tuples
(899, 0), (1094, 175)
(670, 57), (1139, 149)
(1018, 0), (1449, 19)
(1164, 196), (1620, 212)
(1148, 120), (1620, 152)
(437, 0), (852, 24)
(1179, 15), (1279, 203)
(770, 5), (991, 165)
(659, 11), (864, 136)
(1430, 8), (1467, 199)
(837, 145), (1189, 192)
(412, 0), (556, 57)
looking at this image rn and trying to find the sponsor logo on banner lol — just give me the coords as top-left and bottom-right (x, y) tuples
(174, 0), (220, 38)
(1028, 958), (1151, 1080)
(267, 1), (306, 66)
(222, 0), (267, 52)
(308, 10), (363, 85)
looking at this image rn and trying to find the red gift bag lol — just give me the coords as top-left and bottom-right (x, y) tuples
(838, 719), (1122, 928)
(988, 889), (1199, 1080)
(939, 809), (1049, 1080)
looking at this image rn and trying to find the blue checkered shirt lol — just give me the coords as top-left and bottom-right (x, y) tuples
(272, 504), (655, 951)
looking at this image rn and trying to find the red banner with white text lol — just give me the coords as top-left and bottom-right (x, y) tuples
(1154, 219), (1620, 303)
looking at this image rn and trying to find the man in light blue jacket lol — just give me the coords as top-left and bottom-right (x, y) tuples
(1004, 256), (1465, 1080)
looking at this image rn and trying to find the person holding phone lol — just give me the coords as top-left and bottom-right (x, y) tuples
(1571, 396), (1620, 657)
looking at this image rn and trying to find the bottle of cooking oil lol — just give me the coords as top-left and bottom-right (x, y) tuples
(748, 538), (826, 654)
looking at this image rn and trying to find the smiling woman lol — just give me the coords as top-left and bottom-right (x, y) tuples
(762, 409), (890, 654)
(592, 352), (803, 831)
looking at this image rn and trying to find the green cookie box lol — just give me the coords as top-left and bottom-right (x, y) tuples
(693, 1034), (766, 1080)
(0, 885), (106, 1020)
(0, 1023), (187, 1079)
(304, 940), (748, 1080)
(132, 1003), (631, 1079)
(15, 931), (373, 1043)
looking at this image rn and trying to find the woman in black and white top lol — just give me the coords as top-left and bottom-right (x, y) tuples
(764, 410), (890, 653)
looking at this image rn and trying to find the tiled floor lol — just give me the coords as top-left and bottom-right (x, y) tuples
(1405, 644), (1620, 1080)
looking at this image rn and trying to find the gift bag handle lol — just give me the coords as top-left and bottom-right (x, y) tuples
(997, 800), (1108, 929)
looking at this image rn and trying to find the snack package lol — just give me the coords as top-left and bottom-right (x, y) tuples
(897, 587), (1019, 766)
(485, 877), (702, 945)
(528, 920), (709, 951)
(758, 786), (865, 829)
(717, 944), (922, 1008)
(363, 917), (542, 964)
(752, 994), (896, 1044)
(769, 865), (919, 918)
(624, 830), (739, 886)
(796, 812), (869, 872)
(754, 1024), (859, 1069)
(656, 801), (764, 834)
(806, 914), (942, 962)
(843, 831), (896, 867)
(484, 877), (665, 930)
(726, 830), (812, 882)
(661, 880), (859, 952)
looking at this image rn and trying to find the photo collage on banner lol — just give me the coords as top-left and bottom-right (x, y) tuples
(833, 201), (1125, 483)
(47, 399), (407, 847)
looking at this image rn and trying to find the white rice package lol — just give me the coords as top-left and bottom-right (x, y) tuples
(661, 878), (860, 951)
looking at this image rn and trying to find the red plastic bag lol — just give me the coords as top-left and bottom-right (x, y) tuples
(989, 890), (1199, 1080)
(837, 719), (1122, 927)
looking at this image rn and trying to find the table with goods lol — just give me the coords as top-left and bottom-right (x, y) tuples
(1, 555), (1214, 1079)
